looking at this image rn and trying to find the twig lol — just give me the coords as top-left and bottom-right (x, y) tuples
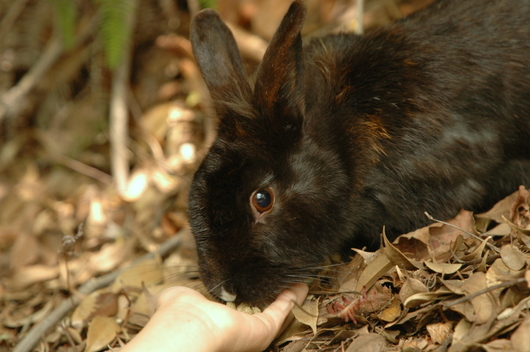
(442, 277), (526, 309)
(12, 229), (186, 352)
(47, 153), (114, 186)
(109, 0), (138, 197)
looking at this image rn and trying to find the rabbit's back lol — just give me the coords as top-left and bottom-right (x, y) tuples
(302, 0), (530, 245)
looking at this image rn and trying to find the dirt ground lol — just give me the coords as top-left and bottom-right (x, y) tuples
(1, 0), (529, 351)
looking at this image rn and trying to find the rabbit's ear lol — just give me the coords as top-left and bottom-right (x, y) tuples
(191, 10), (252, 117)
(253, 1), (306, 125)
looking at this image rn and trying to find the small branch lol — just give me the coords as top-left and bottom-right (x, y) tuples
(47, 153), (114, 186)
(442, 277), (526, 309)
(109, 0), (139, 197)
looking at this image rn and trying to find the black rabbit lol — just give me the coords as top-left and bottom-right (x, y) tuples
(188, 0), (530, 305)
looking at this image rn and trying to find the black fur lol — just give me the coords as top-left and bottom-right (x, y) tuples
(188, 0), (530, 305)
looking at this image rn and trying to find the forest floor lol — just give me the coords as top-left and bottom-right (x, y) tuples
(1, 0), (529, 351)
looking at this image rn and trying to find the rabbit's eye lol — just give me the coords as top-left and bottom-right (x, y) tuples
(251, 188), (275, 213)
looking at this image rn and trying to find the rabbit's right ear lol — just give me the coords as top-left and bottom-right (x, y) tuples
(190, 10), (252, 118)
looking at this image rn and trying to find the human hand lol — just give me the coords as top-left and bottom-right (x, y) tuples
(122, 284), (309, 352)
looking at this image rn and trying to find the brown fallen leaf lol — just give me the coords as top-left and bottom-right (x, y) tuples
(84, 315), (120, 352)
(426, 322), (452, 345)
(72, 289), (119, 329)
(462, 272), (497, 324)
(345, 332), (386, 352)
(383, 231), (425, 271)
(399, 277), (428, 308)
(425, 261), (462, 275)
(9, 232), (39, 269)
(511, 314), (530, 352)
(10, 265), (59, 289)
(292, 296), (319, 335)
(355, 249), (394, 292)
(377, 296), (401, 322)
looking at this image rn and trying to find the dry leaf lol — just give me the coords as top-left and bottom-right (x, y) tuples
(449, 318), (472, 352)
(383, 232), (425, 271)
(500, 244), (527, 271)
(399, 277), (428, 306)
(461, 272), (495, 324)
(9, 232), (39, 269)
(10, 265), (59, 289)
(425, 261), (462, 275)
(476, 190), (518, 224)
(403, 290), (450, 308)
(426, 322), (452, 344)
(378, 296), (401, 322)
(346, 333), (386, 352)
(84, 316), (120, 352)
(72, 289), (119, 329)
(292, 297), (319, 334)
(355, 250), (394, 292)
(428, 210), (476, 261)
(482, 338), (513, 351)
(511, 314), (530, 352)
(88, 242), (127, 274)
(111, 257), (164, 293)
(486, 258), (525, 288)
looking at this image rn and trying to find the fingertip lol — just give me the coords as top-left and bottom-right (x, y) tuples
(278, 283), (309, 304)
(263, 284), (309, 318)
(291, 283), (309, 301)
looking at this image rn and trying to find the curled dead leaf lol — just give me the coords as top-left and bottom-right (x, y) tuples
(399, 277), (428, 308)
(383, 232), (425, 270)
(355, 250), (394, 292)
(292, 296), (319, 335)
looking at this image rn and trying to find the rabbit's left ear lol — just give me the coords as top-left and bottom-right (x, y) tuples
(253, 1), (306, 128)
(190, 9), (252, 118)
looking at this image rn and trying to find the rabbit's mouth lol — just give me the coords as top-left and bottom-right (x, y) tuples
(200, 256), (323, 307)
(218, 287), (237, 302)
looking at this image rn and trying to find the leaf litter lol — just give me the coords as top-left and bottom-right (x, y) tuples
(1, 0), (529, 351)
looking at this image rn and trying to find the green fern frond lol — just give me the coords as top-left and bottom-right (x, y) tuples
(51, 0), (77, 50)
(199, 0), (217, 9)
(96, 0), (137, 70)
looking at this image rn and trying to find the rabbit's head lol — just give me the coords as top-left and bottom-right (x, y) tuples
(189, 1), (356, 305)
